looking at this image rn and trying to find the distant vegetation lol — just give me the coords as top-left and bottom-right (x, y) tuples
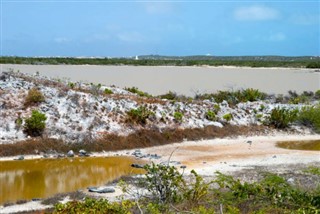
(1, 55), (319, 68)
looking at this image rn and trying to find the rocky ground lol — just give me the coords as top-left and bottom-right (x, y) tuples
(0, 71), (311, 144)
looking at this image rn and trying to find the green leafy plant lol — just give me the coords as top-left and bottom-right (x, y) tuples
(143, 163), (185, 204)
(267, 107), (298, 129)
(298, 105), (320, 133)
(104, 88), (113, 95)
(54, 198), (133, 214)
(223, 113), (233, 122)
(23, 110), (47, 137)
(24, 88), (45, 107)
(68, 82), (75, 89)
(205, 111), (216, 121)
(126, 106), (154, 125)
(125, 86), (151, 97)
(173, 111), (183, 123)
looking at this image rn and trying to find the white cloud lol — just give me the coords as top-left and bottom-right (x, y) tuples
(234, 5), (279, 21)
(268, 32), (286, 41)
(117, 32), (144, 43)
(290, 14), (320, 25)
(144, 2), (173, 14)
(54, 37), (70, 44)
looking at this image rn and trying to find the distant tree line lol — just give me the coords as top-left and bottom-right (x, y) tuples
(0, 56), (319, 68)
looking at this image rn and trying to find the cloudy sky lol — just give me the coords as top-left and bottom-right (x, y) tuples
(1, 1), (319, 57)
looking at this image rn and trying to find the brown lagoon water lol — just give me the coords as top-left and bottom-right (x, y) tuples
(0, 156), (143, 204)
(1, 64), (319, 96)
(277, 140), (320, 151)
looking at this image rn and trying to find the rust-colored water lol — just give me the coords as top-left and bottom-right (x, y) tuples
(277, 140), (320, 151)
(0, 156), (143, 204)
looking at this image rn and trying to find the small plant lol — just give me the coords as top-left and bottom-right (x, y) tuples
(104, 88), (113, 95)
(223, 113), (233, 122)
(125, 86), (151, 97)
(24, 88), (45, 107)
(298, 105), (320, 133)
(213, 104), (221, 113)
(68, 82), (75, 89)
(143, 163), (185, 204)
(303, 166), (320, 175)
(267, 107), (298, 129)
(173, 111), (183, 123)
(159, 91), (177, 100)
(127, 106), (154, 125)
(23, 110), (47, 137)
(205, 111), (216, 121)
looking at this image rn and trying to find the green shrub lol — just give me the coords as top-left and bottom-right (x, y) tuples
(68, 82), (75, 89)
(124, 86), (151, 97)
(241, 88), (266, 102)
(173, 112), (183, 122)
(54, 198), (132, 214)
(267, 107), (298, 129)
(223, 113), (233, 122)
(127, 106), (154, 125)
(213, 104), (220, 113)
(23, 110), (47, 137)
(158, 91), (177, 100)
(298, 105), (320, 133)
(205, 111), (216, 121)
(24, 88), (45, 107)
(143, 163), (185, 204)
(315, 90), (320, 99)
(104, 88), (113, 95)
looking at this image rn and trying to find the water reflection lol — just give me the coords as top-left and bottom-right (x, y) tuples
(277, 140), (320, 151)
(0, 156), (143, 204)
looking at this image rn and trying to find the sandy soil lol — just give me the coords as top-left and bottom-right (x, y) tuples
(141, 134), (320, 175)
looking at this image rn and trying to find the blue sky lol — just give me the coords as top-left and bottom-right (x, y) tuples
(1, 1), (319, 57)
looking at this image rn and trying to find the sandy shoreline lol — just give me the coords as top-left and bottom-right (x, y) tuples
(2, 133), (319, 174)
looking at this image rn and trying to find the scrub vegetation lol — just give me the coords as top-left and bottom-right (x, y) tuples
(1, 56), (320, 68)
(54, 163), (320, 214)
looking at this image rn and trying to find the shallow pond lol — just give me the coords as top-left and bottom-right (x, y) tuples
(277, 140), (320, 151)
(0, 156), (143, 204)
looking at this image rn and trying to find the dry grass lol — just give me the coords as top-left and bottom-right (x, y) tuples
(0, 125), (269, 156)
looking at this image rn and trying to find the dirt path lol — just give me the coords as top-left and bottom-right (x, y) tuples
(140, 134), (320, 175)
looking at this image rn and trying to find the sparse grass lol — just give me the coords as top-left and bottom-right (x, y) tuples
(0, 125), (268, 156)
(124, 86), (151, 97)
(303, 166), (320, 176)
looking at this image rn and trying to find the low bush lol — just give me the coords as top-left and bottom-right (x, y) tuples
(173, 112), (183, 123)
(55, 165), (320, 213)
(223, 113), (233, 122)
(126, 106), (154, 125)
(104, 88), (113, 95)
(267, 107), (298, 129)
(124, 86), (151, 97)
(298, 105), (320, 133)
(205, 111), (216, 121)
(23, 110), (47, 137)
(24, 88), (45, 107)
(54, 198), (133, 214)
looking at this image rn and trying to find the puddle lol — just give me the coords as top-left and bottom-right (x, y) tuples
(0, 156), (143, 204)
(277, 140), (320, 151)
